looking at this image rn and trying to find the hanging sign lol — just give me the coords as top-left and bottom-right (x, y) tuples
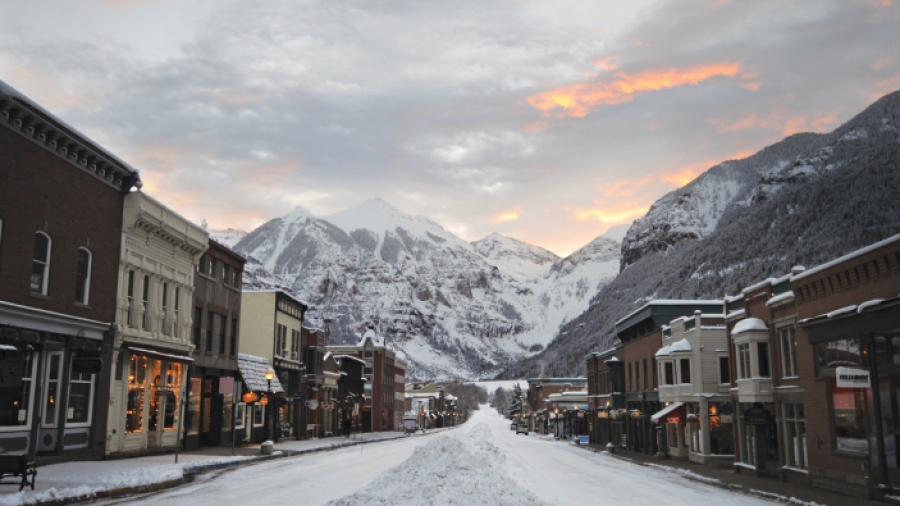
(306, 399), (319, 410)
(72, 358), (103, 374)
(836, 367), (871, 388)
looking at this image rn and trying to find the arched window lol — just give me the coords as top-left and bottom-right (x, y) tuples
(75, 248), (92, 305)
(31, 232), (51, 295)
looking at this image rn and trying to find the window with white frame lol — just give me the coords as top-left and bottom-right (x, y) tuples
(42, 351), (63, 428)
(66, 363), (95, 426)
(75, 248), (92, 305)
(160, 282), (168, 334)
(235, 402), (246, 429)
(663, 361), (674, 385)
(737, 343), (751, 379)
(679, 358), (691, 384)
(719, 356), (730, 384)
(31, 232), (51, 294)
(782, 402), (807, 469)
(757, 342), (771, 378)
(126, 270), (135, 326)
(141, 275), (150, 330)
(0, 350), (34, 428)
(174, 287), (180, 337)
(253, 404), (264, 427)
(780, 327), (798, 378)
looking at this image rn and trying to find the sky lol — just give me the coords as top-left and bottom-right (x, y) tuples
(1, 0), (898, 256)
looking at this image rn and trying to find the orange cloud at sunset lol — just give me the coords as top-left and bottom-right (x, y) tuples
(578, 207), (649, 224)
(714, 112), (837, 136)
(527, 62), (743, 118)
(490, 209), (522, 223)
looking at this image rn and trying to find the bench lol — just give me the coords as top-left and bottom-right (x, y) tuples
(0, 454), (36, 491)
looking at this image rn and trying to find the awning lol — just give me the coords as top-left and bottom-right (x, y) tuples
(651, 402), (685, 424)
(237, 353), (285, 393)
(126, 345), (194, 364)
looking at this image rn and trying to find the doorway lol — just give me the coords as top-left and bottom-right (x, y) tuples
(200, 377), (222, 447)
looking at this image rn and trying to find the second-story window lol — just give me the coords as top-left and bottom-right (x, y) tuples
(737, 343), (751, 379)
(206, 310), (214, 351)
(780, 327), (798, 378)
(230, 318), (237, 357)
(126, 270), (135, 326)
(193, 307), (202, 347)
(31, 232), (52, 295)
(219, 314), (227, 355)
(161, 282), (168, 333)
(758, 342), (771, 378)
(664, 362), (674, 385)
(75, 248), (92, 305)
(174, 287), (180, 337)
(679, 358), (691, 384)
(719, 356), (730, 384)
(141, 275), (150, 330)
(292, 330), (299, 360)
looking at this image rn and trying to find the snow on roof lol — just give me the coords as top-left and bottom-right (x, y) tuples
(237, 354), (284, 393)
(766, 291), (794, 307)
(800, 297), (897, 325)
(655, 345), (671, 357)
(243, 289), (310, 308)
(670, 338), (691, 353)
(615, 300), (723, 326)
(357, 327), (384, 346)
(858, 299), (887, 312)
(725, 309), (746, 320)
(792, 233), (900, 282)
(651, 402), (683, 422)
(605, 356), (620, 362)
(333, 354), (366, 365)
(723, 294), (744, 303)
(732, 318), (768, 335)
(742, 278), (778, 294)
(827, 305), (858, 318)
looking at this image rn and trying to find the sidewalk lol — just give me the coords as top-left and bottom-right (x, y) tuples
(0, 430), (438, 506)
(576, 442), (882, 506)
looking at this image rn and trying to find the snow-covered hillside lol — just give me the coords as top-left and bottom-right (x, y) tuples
(208, 228), (248, 248)
(230, 199), (620, 380)
(472, 233), (560, 279)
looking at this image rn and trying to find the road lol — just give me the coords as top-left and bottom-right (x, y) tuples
(106, 408), (772, 506)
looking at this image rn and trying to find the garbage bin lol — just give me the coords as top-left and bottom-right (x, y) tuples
(261, 440), (274, 456)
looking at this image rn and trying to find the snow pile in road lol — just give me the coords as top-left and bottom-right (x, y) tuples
(325, 425), (549, 506)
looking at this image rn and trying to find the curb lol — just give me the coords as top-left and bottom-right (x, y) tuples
(572, 444), (824, 506)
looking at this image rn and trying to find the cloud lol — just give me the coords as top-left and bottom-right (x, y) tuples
(527, 62), (744, 118)
(577, 207), (649, 224)
(490, 209), (523, 224)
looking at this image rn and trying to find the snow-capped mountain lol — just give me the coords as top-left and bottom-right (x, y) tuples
(472, 233), (560, 279)
(230, 199), (621, 380)
(208, 228), (248, 248)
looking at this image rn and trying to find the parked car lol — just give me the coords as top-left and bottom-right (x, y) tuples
(516, 424), (529, 435)
(510, 422), (517, 431)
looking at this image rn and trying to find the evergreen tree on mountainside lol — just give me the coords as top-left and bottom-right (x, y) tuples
(502, 90), (900, 379)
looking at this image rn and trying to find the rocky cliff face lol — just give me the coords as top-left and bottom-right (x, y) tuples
(223, 199), (620, 380)
(505, 89), (900, 379)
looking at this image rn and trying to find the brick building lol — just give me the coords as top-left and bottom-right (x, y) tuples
(0, 79), (140, 460)
(184, 240), (246, 450)
(792, 234), (900, 499)
(327, 325), (407, 432)
(525, 378), (586, 433)
(586, 348), (624, 447)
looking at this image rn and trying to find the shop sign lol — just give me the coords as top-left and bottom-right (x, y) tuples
(836, 367), (870, 389)
(306, 399), (319, 410)
(743, 404), (773, 425)
(293, 392), (304, 402)
(72, 357), (103, 374)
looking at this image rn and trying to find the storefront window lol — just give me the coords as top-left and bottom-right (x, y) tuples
(0, 351), (34, 428)
(235, 403), (246, 429)
(708, 403), (733, 455)
(832, 378), (868, 453)
(187, 377), (201, 436)
(816, 337), (866, 369)
(42, 352), (62, 428)
(253, 404), (264, 427)
(222, 389), (233, 432)
(66, 365), (94, 425)
(164, 362), (183, 430)
(127, 354), (147, 433)
(782, 402), (807, 469)
(149, 359), (163, 431)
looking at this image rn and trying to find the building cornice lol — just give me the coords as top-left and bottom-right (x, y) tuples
(0, 79), (141, 193)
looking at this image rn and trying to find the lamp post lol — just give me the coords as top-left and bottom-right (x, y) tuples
(554, 408), (560, 439)
(264, 368), (275, 441)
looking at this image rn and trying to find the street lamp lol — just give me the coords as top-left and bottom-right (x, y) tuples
(264, 368), (275, 441)
(554, 408), (560, 439)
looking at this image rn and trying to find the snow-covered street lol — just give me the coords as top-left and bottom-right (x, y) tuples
(108, 407), (774, 506)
